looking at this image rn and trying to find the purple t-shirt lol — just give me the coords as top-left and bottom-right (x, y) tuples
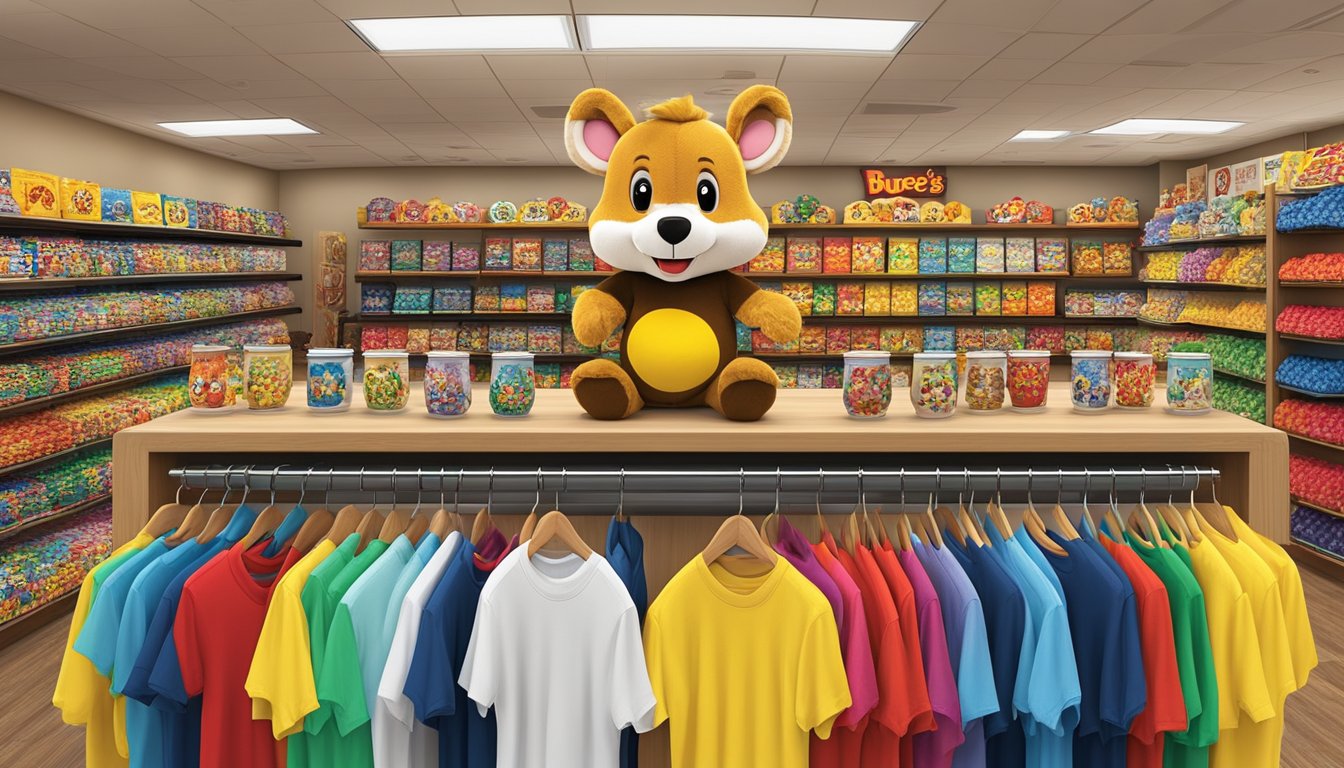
(811, 537), (880, 730)
(899, 547), (965, 767)
(775, 518), (844, 628)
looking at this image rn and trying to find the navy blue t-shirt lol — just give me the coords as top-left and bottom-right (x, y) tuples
(606, 518), (647, 768)
(948, 535), (1027, 768)
(404, 539), (498, 768)
(1041, 534), (1146, 768)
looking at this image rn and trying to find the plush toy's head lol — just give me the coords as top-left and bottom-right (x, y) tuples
(565, 86), (792, 282)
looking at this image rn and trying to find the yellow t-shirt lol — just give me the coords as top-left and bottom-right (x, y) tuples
(245, 539), (336, 737)
(52, 532), (152, 768)
(1203, 513), (1299, 768)
(644, 556), (850, 768)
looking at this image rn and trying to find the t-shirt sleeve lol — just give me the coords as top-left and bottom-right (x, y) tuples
(838, 591), (878, 726)
(957, 600), (1001, 725)
(72, 578), (122, 677)
(1254, 586), (1298, 706)
(643, 612), (669, 728)
(458, 596), (499, 718)
(377, 586), (423, 728)
(870, 615), (916, 736)
(245, 583), (317, 738)
(147, 627), (189, 710)
(111, 587), (152, 695)
(122, 594), (175, 706)
(53, 568), (101, 724)
(1101, 592), (1147, 738)
(319, 602), (370, 736)
(609, 605), (657, 733)
(796, 612), (852, 739)
(404, 588), (459, 725)
(1027, 601), (1081, 734)
(1135, 583), (1188, 741)
(1227, 592), (1274, 726)
(172, 588), (205, 698)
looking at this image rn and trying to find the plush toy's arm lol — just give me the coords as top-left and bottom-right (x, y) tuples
(572, 274), (630, 347)
(728, 273), (801, 343)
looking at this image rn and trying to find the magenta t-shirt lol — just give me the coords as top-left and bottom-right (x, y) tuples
(775, 518), (845, 629)
(899, 547), (965, 768)
(808, 536), (880, 730)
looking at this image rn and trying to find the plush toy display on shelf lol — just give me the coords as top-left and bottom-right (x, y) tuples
(985, 197), (1053, 224)
(841, 197), (921, 224)
(362, 196), (586, 224)
(1277, 186), (1344, 231)
(1168, 200), (1206, 240)
(1067, 196), (1139, 224)
(1196, 193), (1265, 238)
(772, 194), (836, 224)
(1287, 141), (1344, 190)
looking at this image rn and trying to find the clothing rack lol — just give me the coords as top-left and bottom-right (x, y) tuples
(166, 465), (1221, 515)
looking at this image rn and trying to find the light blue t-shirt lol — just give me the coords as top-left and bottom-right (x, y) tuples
(74, 537), (172, 676)
(380, 533), (442, 642)
(986, 521), (1081, 768)
(915, 538), (998, 768)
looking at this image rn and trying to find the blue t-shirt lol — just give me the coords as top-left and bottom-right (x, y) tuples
(947, 536), (1027, 768)
(606, 518), (647, 768)
(1039, 535), (1146, 768)
(74, 537), (171, 676)
(404, 539), (498, 768)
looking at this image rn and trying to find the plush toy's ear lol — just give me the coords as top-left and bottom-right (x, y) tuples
(725, 85), (793, 174)
(565, 88), (637, 175)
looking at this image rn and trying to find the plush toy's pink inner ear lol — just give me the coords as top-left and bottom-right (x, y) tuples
(738, 119), (776, 160)
(581, 120), (620, 161)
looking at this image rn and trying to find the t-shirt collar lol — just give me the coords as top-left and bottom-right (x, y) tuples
(520, 549), (600, 600)
(693, 555), (788, 608)
(228, 540), (290, 605)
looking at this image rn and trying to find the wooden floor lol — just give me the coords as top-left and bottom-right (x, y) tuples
(3, 566), (1343, 768)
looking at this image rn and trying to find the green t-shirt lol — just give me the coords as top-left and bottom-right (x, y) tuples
(1154, 526), (1217, 768)
(287, 534), (359, 767)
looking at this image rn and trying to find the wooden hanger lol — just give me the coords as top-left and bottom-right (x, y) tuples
(470, 469), (495, 546)
(1023, 470), (1067, 556)
(354, 474), (387, 553)
(1047, 472), (1080, 540)
(759, 470), (784, 546)
(324, 470), (363, 545)
(144, 482), (191, 539)
(1191, 469), (1235, 540)
(1125, 469), (1170, 545)
(702, 472), (778, 569)
(918, 490), (946, 549)
(519, 469), (545, 542)
(289, 474), (334, 555)
(166, 467), (234, 545)
(984, 470), (1014, 540)
(196, 467), (252, 544)
(239, 467), (289, 550)
(526, 509), (593, 559)
(428, 469), (463, 541)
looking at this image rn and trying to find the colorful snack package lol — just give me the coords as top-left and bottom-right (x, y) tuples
(567, 238), (595, 271)
(512, 238), (542, 271)
(946, 283), (974, 315)
(1001, 281), (1027, 316)
(864, 282), (891, 316)
(976, 237), (1005, 273)
(1036, 238), (1068, 273)
(1064, 289), (1094, 316)
(918, 281), (946, 316)
(452, 242), (480, 271)
(749, 237), (786, 272)
(391, 240), (422, 271)
(1027, 325), (1065, 354)
(1072, 241), (1103, 275)
(360, 284), (393, 314)
(1027, 281), (1056, 316)
(430, 323), (458, 351)
(1103, 242), (1132, 275)
(851, 325), (880, 351)
(852, 237), (885, 273)
(473, 284), (501, 312)
(948, 237), (976, 273)
(812, 281), (837, 315)
(735, 320), (752, 352)
(887, 238), (918, 274)
(823, 237), (852, 273)
(484, 238), (512, 270)
(826, 326), (852, 354)
(975, 281), (1001, 315)
(837, 281), (865, 315)
(433, 285), (472, 313)
(923, 326), (955, 352)
(500, 283), (526, 312)
(422, 241), (453, 271)
(360, 241), (391, 272)
(786, 237), (822, 273)
(528, 324), (562, 353)
(543, 239), (569, 271)
(919, 238), (948, 274)
(891, 282), (918, 316)
(783, 281), (815, 316)
(527, 285), (556, 313)
(800, 325), (827, 354)
(1005, 238), (1035, 272)
(957, 326), (985, 352)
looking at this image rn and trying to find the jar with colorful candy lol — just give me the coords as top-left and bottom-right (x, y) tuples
(1007, 350), (1051, 412)
(363, 350), (410, 413)
(1113, 351), (1155, 409)
(911, 352), (958, 419)
(306, 348), (353, 413)
(425, 351), (471, 418)
(842, 351), (892, 418)
(964, 351), (1006, 413)
(188, 344), (235, 413)
(1167, 352), (1213, 415)
(1070, 350), (1112, 413)
(243, 345), (292, 411)
(489, 351), (535, 417)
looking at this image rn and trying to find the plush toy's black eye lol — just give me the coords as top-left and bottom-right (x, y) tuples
(696, 171), (718, 213)
(630, 170), (652, 212)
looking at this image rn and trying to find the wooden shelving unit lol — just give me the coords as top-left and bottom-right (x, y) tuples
(1136, 233), (1267, 251)
(0, 305), (301, 358)
(0, 213), (302, 247)
(0, 365), (190, 418)
(0, 271), (301, 292)
(0, 493), (112, 543)
(0, 437), (113, 479)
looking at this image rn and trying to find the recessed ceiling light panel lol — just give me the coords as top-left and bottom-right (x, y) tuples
(158, 118), (316, 137)
(1009, 129), (1070, 141)
(1089, 118), (1242, 136)
(349, 15), (577, 52)
(578, 15), (919, 53)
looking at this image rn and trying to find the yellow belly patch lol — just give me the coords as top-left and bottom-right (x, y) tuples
(626, 308), (720, 392)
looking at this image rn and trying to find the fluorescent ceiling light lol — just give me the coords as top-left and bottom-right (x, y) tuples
(578, 15), (919, 53)
(1089, 118), (1242, 136)
(349, 15), (576, 52)
(157, 118), (316, 137)
(1010, 129), (1070, 141)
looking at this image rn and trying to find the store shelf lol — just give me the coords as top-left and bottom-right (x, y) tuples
(766, 222), (1140, 231)
(0, 437), (114, 479)
(1291, 496), (1344, 520)
(1137, 234), (1266, 251)
(355, 270), (1129, 283)
(0, 305), (301, 358)
(354, 311), (569, 322)
(355, 350), (597, 362)
(0, 493), (112, 543)
(1279, 281), (1344, 289)
(1276, 383), (1344, 399)
(1278, 333), (1344, 346)
(0, 365), (190, 418)
(1136, 317), (1266, 336)
(1287, 539), (1344, 578)
(804, 315), (1129, 325)
(356, 210), (588, 231)
(1214, 367), (1266, 385)
(0, 213), (302, 247)
(1277, 228), (1344, 235)
(1285, 430), (1344, 452)
(0, 587), (80, 650)
(0, 272), (301, 292)
(1140, 280), (1265, 291)
(355, 270), (604, 281)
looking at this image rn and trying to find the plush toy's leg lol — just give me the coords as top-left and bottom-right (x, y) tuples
(706, 357), (779, 422)
(571, 358), (644, 420)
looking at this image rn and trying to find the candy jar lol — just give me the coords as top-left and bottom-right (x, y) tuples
(243, 345), (293, 411)
(489, 351), (536, 417)
(1070, 350), (1112, 413)
(1114, 351), (1155, 409)
(842, 351), (892, 418)
(911, 352), (958, 418)
(363, 350), (411, 413)
(1167, 352), (1213, 415)
(425, 351), (472, 418)
(1007, 350), (1051, 412)
(306, 348), (353, 413)
(188, 344), (235, 413)
(964, 351), (1007, 413)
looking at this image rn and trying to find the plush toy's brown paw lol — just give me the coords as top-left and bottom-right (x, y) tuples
(571, 359), (643, 420)
(707, 357), (779, 422)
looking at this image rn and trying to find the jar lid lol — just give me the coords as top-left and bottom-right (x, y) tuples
(1167, 351), (1210, 359)
(1008, 349), (1051, 357)
(1114, 351), (1151, 359)
(493, 351), (534, 359)
(308, 347), (353, 357)
(244, 344), (290, 352)
(965, 350), (1005, 359)
(843, 351), (890, 359)
(191, 344), (229, 353)
(364, 349), (408, 358)
(1071, 350), (1112, 358)
(427, 350), (470, 358)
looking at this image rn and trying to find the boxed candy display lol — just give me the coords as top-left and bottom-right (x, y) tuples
(484, 238), (512, 271)
(392, 286), (431, 314)
(432, 285), (472, 313)
(0, 170), (16, 215)
(391, 240), (422, 271)
(787, 238), (822, 273)
(1001, 281), (1027, 316)
(837, 282), (864, 315)
(976, 238), (1005, 273)
(887, 238), (918, 275)
(513, 238), (542, 272)
(957, 327), (985, 351)
(1277, 304), (1344, 340)
(851, 326), (880, 351)
(851, 238), (885, 273)
(826, 327), (852, 354)
(946, 283), (974, 315)
(361, 284), (394, 315)
(918, 282), (945, 316)
(421, 242), (453, 272)
(360, 241), (391, 272)
(1072, 241), (1103, 275)
(749, 237), (785, 273)
(543, 240), (569, 272)
(919, 238), (947, 274)
(500, 284), (526, 312)
(948, 238), (976, 273)
(862, 283), (890, 316)
(1102, 242), (1132, 275)
(60, 179), (100, 222)
(974, 282), (1001, 316)
(10, 169), (60, 218)
(784, 281), (815, 316)
(1035, 238), (1068, 273)
(1027, 282), (1055, 316)
(923, 326), (955, 351)
(1005, 238), (1035, 273)
(823, 238), (852, 273)
(527, 285), (556, 313)
(567, 239), (594, 271)
(473, 284), (501, 312)
(773, 194), (836, 224)
(1279, 252), (1344, 283)
(890, 283), (917, 316)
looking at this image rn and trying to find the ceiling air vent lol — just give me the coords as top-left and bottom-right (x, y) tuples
(862, 102), (956, 115)
(530, 105), (569, 119)
(721, 70), (756, 79)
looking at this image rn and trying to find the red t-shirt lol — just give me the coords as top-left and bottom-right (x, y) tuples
(175, 541), (302, 768)
(811, 538), (869, 768)
(1100, 535), (1188, 768)
(873, 543), (936, 765)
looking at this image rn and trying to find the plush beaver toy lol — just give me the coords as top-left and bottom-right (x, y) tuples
(564, 86), (802, 421)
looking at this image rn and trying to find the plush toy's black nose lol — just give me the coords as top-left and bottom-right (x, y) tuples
(657, 216), (692, 245)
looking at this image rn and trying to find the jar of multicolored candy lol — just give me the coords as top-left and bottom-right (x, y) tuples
(243, 345), (293, 411)
(1114, 351), (1155, 409)
(188, 344), (235, 413)
(425, 351), (472, 418)
(306, 348), (353, 413)
(1166, 352), (1213, 415)
(363, 350), (410, 413)
(842, 351), (892, 418)
(964, 351), (1006, 413)
(1070, 350), (1112, 413)
(910, 352), (958, 418)
(489, 351), (535, 417)
(1007, 350), (1051, 412)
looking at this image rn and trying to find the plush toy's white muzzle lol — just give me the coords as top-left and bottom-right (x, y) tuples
(589, 203), (766, 283)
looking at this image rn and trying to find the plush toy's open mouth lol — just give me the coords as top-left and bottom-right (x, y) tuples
(652, 257), (692, 275)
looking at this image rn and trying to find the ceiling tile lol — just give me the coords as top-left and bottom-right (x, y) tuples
(862, 79), (962, 101)
(810, 0), (942, 21)
(79, 78), (211, 104)
(0, 57), (121, 83)
(997, 32), (1092, 60)
(40, 0), (219, 30)
(777, 55), (892, 83)
(195, 0), (338, 25)
(930, 0), (1058, 31)
(172, 54), (303, 81)
(571, 0), (813, 11)
(456, 0), (571, 10)
(80, 55), (202, 81)
(1031, 61), (1122, 85)
(882, 53), (994, 81)
(342, 96), (443, 122)
(966, 58), (1054, 80)
(499, 79), (594, 100)
(236, 22), (367, 53)
(586, 55), (783, 81)
(952, 79), (1026, 98)
(408, 78), (508, 99)
(902, 23), (1020, 56)
(0, 0), (44, 12)
(776, 80), (873, 99)
(1106, 0), (1233, 35)
(278, 51), (396, 79)
(485, 54), (589, 81)
(428, 97), (525, 121)
(1189, 0), (1344, 33)
(318, 78), (419, 99)
(181, 78), (329, 99)
(314, 0), (459, 18)
(385, 55), (493, 80)
(114, 24), (266, 57)
(0, 12), (146, 57)
(1033, 0), (1149, 34)
(0, 80), (106, 102)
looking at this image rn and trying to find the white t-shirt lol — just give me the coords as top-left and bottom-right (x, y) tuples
(373, 531), (461, 768)
(459, 547), (656, 768)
